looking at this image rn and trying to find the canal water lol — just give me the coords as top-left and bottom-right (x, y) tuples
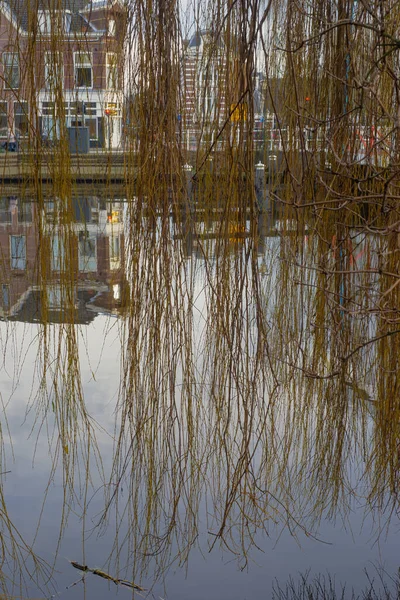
(0, 191), (399, 599)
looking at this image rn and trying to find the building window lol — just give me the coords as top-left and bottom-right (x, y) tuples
(74, 52), (93, 88)
(41, 101), (60, 141)
(3, 53), (19, 90)
(38, 11), (71, 34)
(108, 19), (116, 36)
(70, 101), (96, 116)
(0, 102), (7, 131)
(106, 53), (118, 90)
(64, 13), (72, 32)
(44, 52), (64, 90)
(14, 102), (29, 137)
(10, 235), (26, 269)
(18, 201), (32, 223)
(84, 102), (96, 115)
(0, 197), (11, 223)
(37, 10), (51, 33)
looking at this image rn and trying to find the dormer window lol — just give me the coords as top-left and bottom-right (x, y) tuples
(38, 10), (51, 34)
(108, 19), (116, 36)
(64, 13), (72, 33)
(38, 10), (71, 34)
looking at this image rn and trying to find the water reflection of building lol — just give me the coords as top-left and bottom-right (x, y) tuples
(0, 195), (126, 322)
(172, 204), (290, 262)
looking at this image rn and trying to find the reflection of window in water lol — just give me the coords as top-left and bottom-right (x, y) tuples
(10, 235), (26, 269)
(48, 286), (62, 308)
(0, 198), (12, 223)
(2, 284), (9, 310)
(44, 52), (63, 91)
(47, 285), (74, 309)
(0, 102), (7, 131)
(41, 101), (61, 141)
(85, 117), (98, 142)
(14, 101), (29, 137)
(109, 234), (120, 269)
(18, 201), (32, 223)
(74, 198), (99, 223)
(113, 283), (120, 301)
(78, 231), (97, 272)
(51, 234), (65, 271)
(89, 198), (99, 223)
(43, 200), (59, 223)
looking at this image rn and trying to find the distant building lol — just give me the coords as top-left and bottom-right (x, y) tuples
(181, 29), (231, 151)
(181, 29), (266, 153)
(182, 30), (228, 126)
(0, 0), (126, 149)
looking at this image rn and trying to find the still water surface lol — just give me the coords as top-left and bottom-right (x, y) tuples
(0, 192), (399, 599)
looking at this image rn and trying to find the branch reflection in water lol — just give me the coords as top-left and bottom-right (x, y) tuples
(0, 184), (398, 598)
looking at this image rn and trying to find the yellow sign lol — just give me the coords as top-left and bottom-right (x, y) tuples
(108, 210), (120, 223)
(230, 103), (247, 122)
(105, 103), (119, 116)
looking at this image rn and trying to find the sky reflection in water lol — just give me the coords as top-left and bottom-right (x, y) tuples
(0, 195), (399, 599)
(0, 317), (398, 599)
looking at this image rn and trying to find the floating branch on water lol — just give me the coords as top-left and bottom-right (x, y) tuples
(70, 561), (146, 591)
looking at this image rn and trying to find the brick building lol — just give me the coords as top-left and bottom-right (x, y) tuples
(0, 0), (126, 149)
(181, 29), (262, 153)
